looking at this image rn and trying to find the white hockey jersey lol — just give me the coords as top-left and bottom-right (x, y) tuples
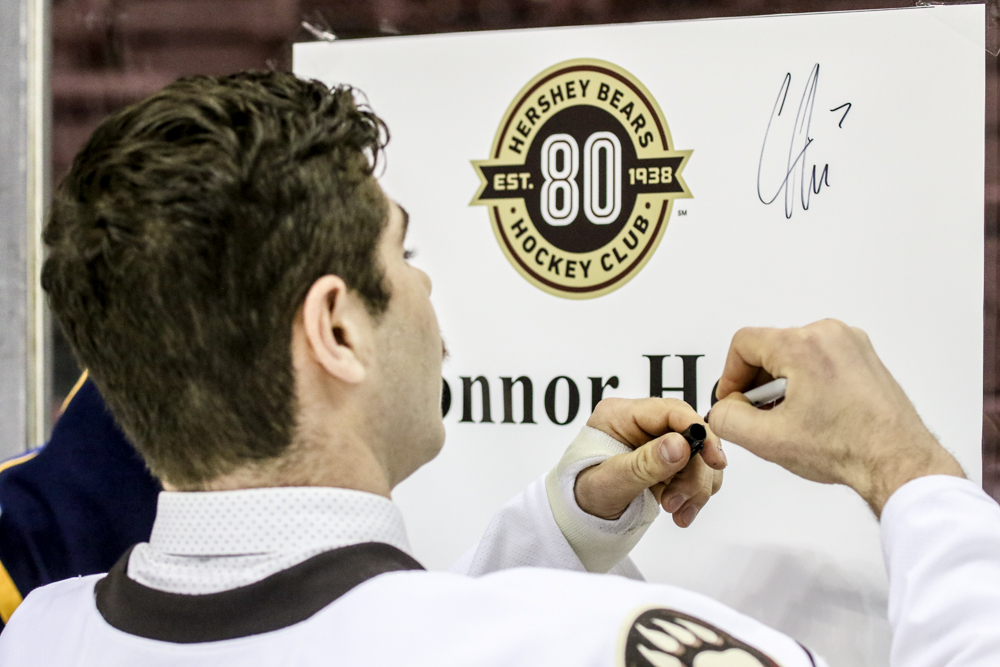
(1, 544), (816, 667)
(1, 475), (998, 666)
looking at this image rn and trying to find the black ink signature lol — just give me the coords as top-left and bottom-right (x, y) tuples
(830, 102), (851, 128)
(757, 64), (849, 219)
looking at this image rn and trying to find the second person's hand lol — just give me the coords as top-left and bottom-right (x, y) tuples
(575, 397), (726, 527)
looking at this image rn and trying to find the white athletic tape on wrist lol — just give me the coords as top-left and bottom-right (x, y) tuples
(544, 426), (660, 573)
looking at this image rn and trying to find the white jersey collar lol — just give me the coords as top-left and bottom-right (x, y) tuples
(148, 486), (411, 557)
(127, 486), (412, 594)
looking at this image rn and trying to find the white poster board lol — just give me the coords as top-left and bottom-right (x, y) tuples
(295, 6), (985, 663)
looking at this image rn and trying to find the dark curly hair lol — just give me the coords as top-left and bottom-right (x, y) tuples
(42, 71), (391, 488)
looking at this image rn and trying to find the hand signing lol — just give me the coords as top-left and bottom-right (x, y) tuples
(708, 319), (965, 516)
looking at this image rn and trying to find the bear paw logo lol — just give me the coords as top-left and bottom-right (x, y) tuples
(621, 608), (782, 667)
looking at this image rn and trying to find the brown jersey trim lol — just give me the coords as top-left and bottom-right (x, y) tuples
(95, 542), (424, 643)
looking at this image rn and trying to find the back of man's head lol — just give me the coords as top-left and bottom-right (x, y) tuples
(43, 71), (390, 489)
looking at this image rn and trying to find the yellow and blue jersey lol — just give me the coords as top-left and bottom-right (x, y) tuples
(0, 375), (159, 628)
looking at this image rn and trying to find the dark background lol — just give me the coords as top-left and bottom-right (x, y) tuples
(50, 0), (1000, 498)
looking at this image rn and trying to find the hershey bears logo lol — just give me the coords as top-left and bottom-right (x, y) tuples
(471, 59), (692, 299)
(619, 607), (785, 667)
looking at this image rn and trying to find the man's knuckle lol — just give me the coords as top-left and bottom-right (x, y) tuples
(786, 326), (834, 368)
(590, 397), (624, 422)
(779, 328), (806, 353)
(662, 397), (695, 416)
(593, 397), (615, 413)
(795, 327), (822, 347)
(850, 326), (871, 344)
(630, 448), (660, 481)
(689, 490), (711, 507)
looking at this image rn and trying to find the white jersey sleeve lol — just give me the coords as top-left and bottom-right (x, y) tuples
(452, 428), (656, 578)
(881, 475), (1000, 667)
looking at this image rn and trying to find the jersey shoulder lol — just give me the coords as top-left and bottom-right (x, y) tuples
(320, 568), (817, 667)
(0, 574), (102, 662)
(9, 574), (102, 624)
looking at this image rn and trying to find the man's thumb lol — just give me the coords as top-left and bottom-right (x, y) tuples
(580, 433), (690, 515)
(708, 394), (773, 452)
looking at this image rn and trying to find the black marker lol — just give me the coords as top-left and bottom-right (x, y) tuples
(704, 377), (787, 422)
(680, 423), (707, 456)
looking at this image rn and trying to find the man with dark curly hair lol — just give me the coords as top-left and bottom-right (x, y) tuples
(0, 71), (996, 667)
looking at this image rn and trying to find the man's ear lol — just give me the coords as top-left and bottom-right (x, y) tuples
(299, 275), (368, 384)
